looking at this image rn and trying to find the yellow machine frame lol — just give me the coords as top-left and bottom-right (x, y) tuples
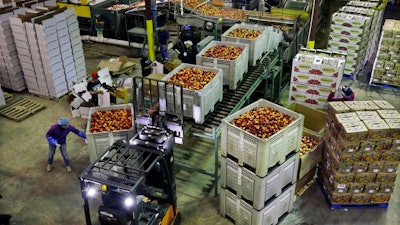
(56, 0), (91, 18)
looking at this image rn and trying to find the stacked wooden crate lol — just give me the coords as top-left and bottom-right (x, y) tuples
(0, 9), (26, 92)
(219, 99), (304, 224)
(7, 6), (86, 98)
(319, 100), (400, 207)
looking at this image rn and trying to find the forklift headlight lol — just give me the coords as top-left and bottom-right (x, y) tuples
(205, 22), (214, 31)
(86, 187), (97, 198)
(124, 197), (134, 208)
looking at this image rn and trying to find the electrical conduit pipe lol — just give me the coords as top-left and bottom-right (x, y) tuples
(81, 32), (146, 49)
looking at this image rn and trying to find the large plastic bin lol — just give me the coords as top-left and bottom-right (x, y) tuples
(220, 184), (296, 225)
(220, 152), (298, 210)
(86, 104), (135, 162)
(221, 23), (269, 66)
(221, 99), (304, 177)
(196, 41), (249, 90)
(160, 63), (223, 124)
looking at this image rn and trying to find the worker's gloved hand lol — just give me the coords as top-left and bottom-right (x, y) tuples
(183, 52), (187, 57)
(78, 131), (86, 139)
(56, 143), (61, 148)
(151, 62), (157, 67)
(331, 88), (336, 93)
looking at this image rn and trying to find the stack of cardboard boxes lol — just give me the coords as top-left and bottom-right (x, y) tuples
(327, 0), (386, 78)
(8, 5), (86, 98)
(319, 100), (400, 206)
(0, 8), (26, 92)
(0, 84), (5, 106)
(370, 19), (400, 87)
(289, 48), (346, 111)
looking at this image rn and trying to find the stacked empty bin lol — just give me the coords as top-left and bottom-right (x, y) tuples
(220, 99), (304, 225)
(319, 100), (400, 207)
(1, 9), (27, 92)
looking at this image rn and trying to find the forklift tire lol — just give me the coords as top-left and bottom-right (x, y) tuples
(174, 212), (181, 225)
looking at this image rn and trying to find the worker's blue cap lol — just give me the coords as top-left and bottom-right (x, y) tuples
(183, 24), (191, 30)
(58, 117), (70, 126)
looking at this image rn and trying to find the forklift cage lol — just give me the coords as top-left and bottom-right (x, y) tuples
(132, 76), (184, 144)
(79, 140), (177, 225)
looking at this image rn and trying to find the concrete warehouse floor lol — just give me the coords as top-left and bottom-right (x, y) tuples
(1, 3), (400, 225)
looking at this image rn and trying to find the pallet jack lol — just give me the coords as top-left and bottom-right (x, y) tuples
(79, 78), (184, 225)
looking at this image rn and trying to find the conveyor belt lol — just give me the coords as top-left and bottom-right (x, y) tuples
(190, 54), (274, 136)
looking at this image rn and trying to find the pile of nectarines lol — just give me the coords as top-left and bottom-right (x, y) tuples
(227, 28), (262, 40)
(231, 107), (295, 139)
(167, 67), (217, 90)
(203, 45), (244, 60)
(89, 109), (132, 133)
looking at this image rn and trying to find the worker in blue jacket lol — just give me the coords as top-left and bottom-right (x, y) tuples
(45, 117), (86, 173)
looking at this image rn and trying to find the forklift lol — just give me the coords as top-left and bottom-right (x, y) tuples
(79, 77), (184, 225)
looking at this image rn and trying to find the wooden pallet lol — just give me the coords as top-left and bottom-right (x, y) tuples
(4, 92), (13, 103)
(0, 98), (46, 122)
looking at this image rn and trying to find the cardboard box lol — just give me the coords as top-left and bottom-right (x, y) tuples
(286, 102), (327, 135)
(353, 162), (368, 173)
(379, 182), (395, 193)
(336, 136), (360, 153)
(363, 119), (390, 140)
(375, 172), (397, 183)
(373, 100), (396, 110)
(335, 112), (360, 124)
(368, 161), (384, 173)
(359, 101), (380, 111)
(364, 183), (380, 194)
(371, 193), (391, 203)
(354, 172), (376, 183)
(328, 101), (350, 116)
(361, 151), (382, 163)
(344, 101), (366, 111)
(385, 119), (400, 140)
(381, 151), (400, 162)
(299, 131), (322, 178)
(352, 193), (372, 204)
(79, 106), (91, 119)
(377, 110), (400, 119)
(359, 140), (376, 152)
(334, 151), (362, 163)
(349, 182), (365, 194)
(375, 139), (393, 151)
(339, 121), (368, 142)
(382, 161), (399, 173)
(356, 111), (380, 121)
(330, 192), (352, 204)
